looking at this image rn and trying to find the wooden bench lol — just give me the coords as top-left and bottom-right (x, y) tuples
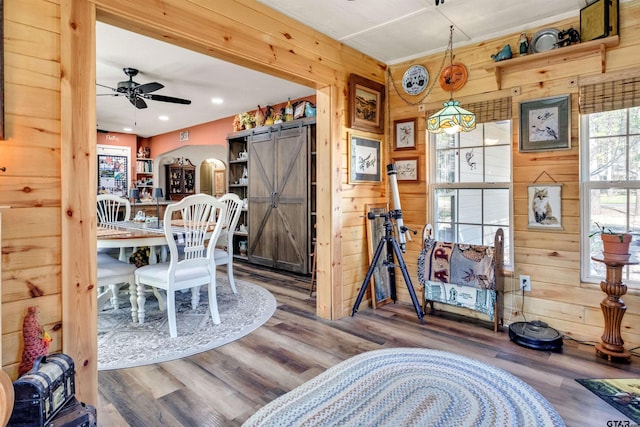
(417, 225), (505, 332)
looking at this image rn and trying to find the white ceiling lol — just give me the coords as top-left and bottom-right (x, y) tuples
(96, 0), (608, 138)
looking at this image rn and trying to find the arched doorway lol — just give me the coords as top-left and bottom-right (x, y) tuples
(200, 158), (226, 197)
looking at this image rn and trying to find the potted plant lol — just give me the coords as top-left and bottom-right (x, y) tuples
(589, 222), (633, 261)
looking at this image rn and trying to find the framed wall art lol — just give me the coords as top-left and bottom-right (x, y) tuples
(580, 0), (618, 42)
(519, 94), (570, 152)
(365, 203), (392, 308)
(349, 134), (382, 183)
(348, 73), (385, 134)
(394, 118), (416, 150)
(527, 184), (563, 230)
(393, 157), (419, 182)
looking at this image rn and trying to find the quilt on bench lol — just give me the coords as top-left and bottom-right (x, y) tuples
(417, 240), (497, 319)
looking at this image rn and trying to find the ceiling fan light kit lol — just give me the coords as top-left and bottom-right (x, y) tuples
(97, 67), (192, 110)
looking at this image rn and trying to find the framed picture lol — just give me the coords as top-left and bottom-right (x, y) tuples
(348, 73), (385, 134)
(294, 101), (306, 119)
(394, 118), (416, 150)
(179, 130), (189, 142)
(528, 184), (563, 230)
(365, 203), (392, 308)
(519, 95), (570, 152)
(349, 134), (382, 183)
(580, 0), (618, 42)
(393, 157), (419, 182)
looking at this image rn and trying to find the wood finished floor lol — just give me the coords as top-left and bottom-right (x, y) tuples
(98, 263), (640, 426)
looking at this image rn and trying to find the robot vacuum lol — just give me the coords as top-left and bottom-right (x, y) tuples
(509, 320), (563, 351)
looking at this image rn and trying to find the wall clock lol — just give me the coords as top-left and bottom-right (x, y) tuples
(439, 63), (468, 92)
(401, 65), (429, 95)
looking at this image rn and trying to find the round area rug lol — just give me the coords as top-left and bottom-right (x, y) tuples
(244, 348), (565, 427)
(98, 276), (276, 370)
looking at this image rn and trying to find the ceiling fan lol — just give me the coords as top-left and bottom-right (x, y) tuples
(97, 67), (191, 109)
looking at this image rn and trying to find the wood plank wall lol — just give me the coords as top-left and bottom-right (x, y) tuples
(1, 0), (64, 379)
(387, 2), (640, 348)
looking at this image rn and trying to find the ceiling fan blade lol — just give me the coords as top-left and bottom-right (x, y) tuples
(136, 82), (164, 94)
(129, 96), (148, 109)
(146, 94), (191, 105)
(96, 83), (117, 92)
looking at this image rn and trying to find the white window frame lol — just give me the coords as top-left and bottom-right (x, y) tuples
(429, 120), (513, 267)
(580, 110), (640, 287)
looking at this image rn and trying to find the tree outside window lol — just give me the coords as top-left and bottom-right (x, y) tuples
(581, 107), (640, 285)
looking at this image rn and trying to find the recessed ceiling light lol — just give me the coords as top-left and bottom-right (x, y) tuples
(211, 97), (224, 105)
(158, 115), (169, 121)
(123, 127), (133, 132)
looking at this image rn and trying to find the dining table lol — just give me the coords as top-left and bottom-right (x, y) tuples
(97, 220), (171, 264)
(97, 218), (220, 261)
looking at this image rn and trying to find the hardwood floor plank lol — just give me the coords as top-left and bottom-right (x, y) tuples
(159, 358), (256, 421)
(97, 263), (640, 426)
(158, 386), (230, 427)
(98, 369), (184, 426)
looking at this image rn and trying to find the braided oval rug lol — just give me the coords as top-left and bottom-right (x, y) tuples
(244, 348), (565, 427)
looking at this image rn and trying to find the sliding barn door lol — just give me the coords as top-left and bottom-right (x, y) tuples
(248, 126), (309, 273)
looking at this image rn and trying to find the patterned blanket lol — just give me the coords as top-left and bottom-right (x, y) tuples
(418, 239), (497, 319)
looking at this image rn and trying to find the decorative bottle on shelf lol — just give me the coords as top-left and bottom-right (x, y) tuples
(285, 98), (294, 122)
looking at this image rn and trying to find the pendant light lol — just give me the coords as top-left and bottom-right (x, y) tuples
(427, 26), (476, 134)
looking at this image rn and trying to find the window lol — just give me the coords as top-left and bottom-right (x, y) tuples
(581, 107), (640, 286)
(430, 120), (512, 265)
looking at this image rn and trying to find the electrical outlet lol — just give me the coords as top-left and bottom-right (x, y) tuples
(519, 275), (531, 292)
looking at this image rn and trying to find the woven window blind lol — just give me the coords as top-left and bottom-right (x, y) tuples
(426, 97), (512, 124)
(579, 77), (640, 114)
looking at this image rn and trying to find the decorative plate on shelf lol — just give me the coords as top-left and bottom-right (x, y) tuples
(530, 28), (560, 54)
(401, 65), (429, 95)
(439, 63), (468, 92)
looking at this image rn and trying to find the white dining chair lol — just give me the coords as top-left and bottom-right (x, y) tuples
(97, 253), (137, 320)
(214, 193), (243, 293)
(97, 194), (137, 313)
(190, 193), (243, 310)
(134, 194), (227, 337)
(97, 194), (132, 261)
(97, 194), (131, 224)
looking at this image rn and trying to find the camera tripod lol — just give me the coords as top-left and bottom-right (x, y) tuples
(350, 210), (424, 324)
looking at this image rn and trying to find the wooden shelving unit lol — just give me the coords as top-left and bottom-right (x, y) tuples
(484, 35), (619, 89)
(226, 118), (316, 274)
(135, 158), (154, 196)
(227, 135), (249, 260)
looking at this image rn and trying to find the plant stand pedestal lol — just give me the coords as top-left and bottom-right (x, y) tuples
(591, 256), (637, 362)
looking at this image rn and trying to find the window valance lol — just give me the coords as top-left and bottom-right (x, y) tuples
(579, 76), (640, 114)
